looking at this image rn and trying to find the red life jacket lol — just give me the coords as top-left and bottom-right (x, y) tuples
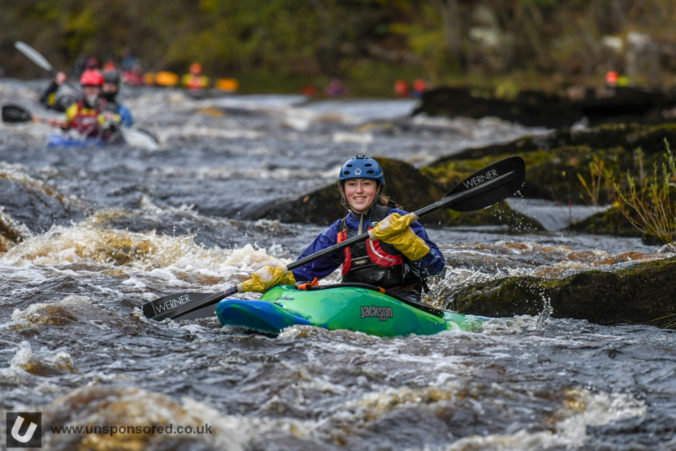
(336, 204), (420, 289)
(66, 99), (105, 138)
(337, 227), (403, 275)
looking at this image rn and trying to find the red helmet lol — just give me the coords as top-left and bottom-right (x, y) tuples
(80, 69), (104, 87)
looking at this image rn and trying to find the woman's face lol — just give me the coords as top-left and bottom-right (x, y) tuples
(343, 178), (378, 213)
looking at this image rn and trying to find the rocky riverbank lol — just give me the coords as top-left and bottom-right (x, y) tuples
(449, 256), (676, 329)
(414, 86), (676, 128)
(412, 86), (676, 328)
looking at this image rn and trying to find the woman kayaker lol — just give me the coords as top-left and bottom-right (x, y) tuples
(240, 155), (445, 305)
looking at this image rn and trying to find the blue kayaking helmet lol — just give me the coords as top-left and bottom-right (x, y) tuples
(339, 155), (385, 186)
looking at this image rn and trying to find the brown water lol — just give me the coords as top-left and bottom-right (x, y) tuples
(1, 80), (674, 450)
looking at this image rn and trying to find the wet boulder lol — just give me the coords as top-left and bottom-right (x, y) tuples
(449, 256), (676, 329)
(0, 176), (87, 234)
(414, 86), (676, 128)
(414, 87), (578, 128)
(241, 157), (449, 225)
(567, 206), (641, 237)
(242, 157), (543, 231)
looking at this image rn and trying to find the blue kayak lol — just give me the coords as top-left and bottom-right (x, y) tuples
(47, 129), (158, 149)
(47, 133), (106, 148)
(216, 284), (489, 337)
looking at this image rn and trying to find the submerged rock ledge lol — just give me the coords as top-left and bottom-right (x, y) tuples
(449, 256), (676, 329)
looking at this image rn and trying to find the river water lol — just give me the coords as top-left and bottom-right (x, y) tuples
(1, 80), (674, 450)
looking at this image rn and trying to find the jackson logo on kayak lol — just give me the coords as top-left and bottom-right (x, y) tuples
(360, 306), (393, 321)
(152, 294), (192, 315)
(462, 168), (499, 189)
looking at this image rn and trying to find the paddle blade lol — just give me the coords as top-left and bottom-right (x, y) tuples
(15, 41), (54, 73)
(444, 156), (525, 212)
(143, 292), (212, 320)
(2, 104), (33, 123)
(121, 127), (159, 150)
(143, 286), (238, 321)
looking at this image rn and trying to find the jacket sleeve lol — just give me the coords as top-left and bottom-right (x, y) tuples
(39, 81), (59, 107)
(117, 104), (134, 127)
(65, 103), (78, 126)
(291, 220), (343, 282)
(391, 208), (445, 278)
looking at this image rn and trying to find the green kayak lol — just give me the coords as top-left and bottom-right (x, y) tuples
(215, 283), (488, 337)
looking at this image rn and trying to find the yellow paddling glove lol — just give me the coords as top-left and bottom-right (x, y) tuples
(369, 213), (430, 261)
(239, 265), (296, 292)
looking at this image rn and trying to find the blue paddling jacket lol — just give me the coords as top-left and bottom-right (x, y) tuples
(111, 102), (134, 127)
(292, 205), (445, 297)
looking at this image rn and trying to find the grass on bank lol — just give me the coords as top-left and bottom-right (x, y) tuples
(610, 139), (676, 245)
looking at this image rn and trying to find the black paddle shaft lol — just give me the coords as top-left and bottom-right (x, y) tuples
(289, 159), (523, 270)
(143, 155), (525, 321)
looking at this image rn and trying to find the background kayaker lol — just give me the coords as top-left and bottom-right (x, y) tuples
(182, 62), (209, 90)
(48, 68), (121, 142)
(101, 69), (134, 127)
(39, 71), (78, 112)
(239, 155), (446, 305)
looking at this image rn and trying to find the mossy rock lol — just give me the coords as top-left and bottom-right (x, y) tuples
(567, 206), (641, 237)
(450, 256), (676, 328)
(242, 157), (543, 230)
(423, 122), (676, 205)
(569, 187), (675, 242)
(437, 123), (676, 162)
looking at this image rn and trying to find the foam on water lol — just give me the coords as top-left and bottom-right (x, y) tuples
(9, 341), (76, 376)
(445, 389), (646, 450)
